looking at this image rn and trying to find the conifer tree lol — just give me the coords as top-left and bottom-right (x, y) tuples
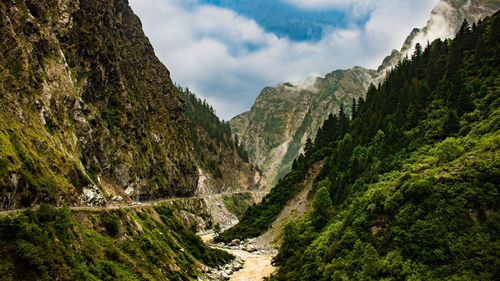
(311, 185), (333, 230)
(442, 109), (460, 136)
(351, 98), (357, 120)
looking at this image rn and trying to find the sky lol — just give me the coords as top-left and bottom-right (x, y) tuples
(129, 0), (439, 120)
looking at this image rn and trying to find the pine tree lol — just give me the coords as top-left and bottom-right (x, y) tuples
(442, 109), (460, 136)
(414, 43), (423, 57)
(234, 134), (239, 149)
(304, 138), (313, 157)
(338, 105), (349, 137)
(311, 185), (333, 230)
(277, 221), (299, 264)
(351, 98), (357, 120)
(457, 89), (474, 115)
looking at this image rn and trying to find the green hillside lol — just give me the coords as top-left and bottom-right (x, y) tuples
(0, 204), (232, 281)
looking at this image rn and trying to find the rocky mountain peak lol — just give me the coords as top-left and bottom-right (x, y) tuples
(378, 0), (500, 73)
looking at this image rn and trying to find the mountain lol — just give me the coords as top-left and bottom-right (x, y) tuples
(0, 0), (265, 215)
(220, 11), (500, 279)
(0, 0), (200, 208)
(180, 86), (266, 195)
(230, 67), (379, 186)
(178, 86), (268, 229)
(378, 0), (500, 72)
(231, 0), (500, 186)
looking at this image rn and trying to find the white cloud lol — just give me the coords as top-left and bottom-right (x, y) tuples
(129, 0), (439, 120)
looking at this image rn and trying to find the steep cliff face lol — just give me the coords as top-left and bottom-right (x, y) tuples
(0, 0), (198, 209)
(230, 67), (378, 185)
(378, 0), (500, 72)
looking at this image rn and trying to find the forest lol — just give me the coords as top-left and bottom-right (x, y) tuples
(219, 12), (500, 280)
(179, 86), (249, 178)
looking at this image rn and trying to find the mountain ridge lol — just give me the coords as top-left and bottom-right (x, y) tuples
(230, 66), (379, 186)
(378, 0), (500, 73)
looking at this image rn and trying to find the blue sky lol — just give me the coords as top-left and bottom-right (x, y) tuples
(129, 0), (439, 120)
(197, 0), (363, 41)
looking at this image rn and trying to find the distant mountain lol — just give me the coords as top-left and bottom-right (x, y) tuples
(232, 0), (500, 186)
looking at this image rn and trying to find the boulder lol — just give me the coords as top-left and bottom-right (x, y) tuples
(222, 272), (231, 280)
(245, 244), (256, 252)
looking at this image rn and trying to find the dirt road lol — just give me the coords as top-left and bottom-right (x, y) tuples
(0, 191), (256, 217)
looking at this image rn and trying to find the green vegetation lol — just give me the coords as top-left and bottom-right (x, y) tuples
(180, 86), (234, 149)
(216, 167), (309, 242)
(223, 14), (500, 280)
(0, 0), (200, 207)
(310, 184), (333, 230)
(179, 86), (250, 179)
(277, 109), (313, 180)
(0, 115), (91, 206)
(0, 204), (233, 280)
(222, 193), (253, 218)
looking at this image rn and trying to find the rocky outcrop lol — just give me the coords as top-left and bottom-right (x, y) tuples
(230, 67), (379, 185)
(201, 256), (244, 281)
(0, 0), (197, 209)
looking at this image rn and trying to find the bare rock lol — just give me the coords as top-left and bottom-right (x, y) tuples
(245, 244), (256, 252)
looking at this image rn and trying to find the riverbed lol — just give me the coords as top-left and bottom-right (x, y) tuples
(200, 232), (277, 280)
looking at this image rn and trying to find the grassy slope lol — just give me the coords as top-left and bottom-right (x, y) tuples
(0, 204), (232, 280)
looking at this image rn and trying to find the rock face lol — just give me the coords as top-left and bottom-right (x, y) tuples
(230, 67), (379, 185)
(378, 0), (500, 73)
(0, 0), (199, 209)
(230, 0), (500, 186)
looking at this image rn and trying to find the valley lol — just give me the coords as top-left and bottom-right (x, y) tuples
(0, 0), (499, 280)
(200, 232), (276, 281)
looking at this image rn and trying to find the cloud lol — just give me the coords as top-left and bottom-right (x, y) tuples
(282, 0), (374, 11)
(129, 0), (438, 120)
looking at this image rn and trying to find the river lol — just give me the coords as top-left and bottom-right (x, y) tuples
(200, 232), (276, 280)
